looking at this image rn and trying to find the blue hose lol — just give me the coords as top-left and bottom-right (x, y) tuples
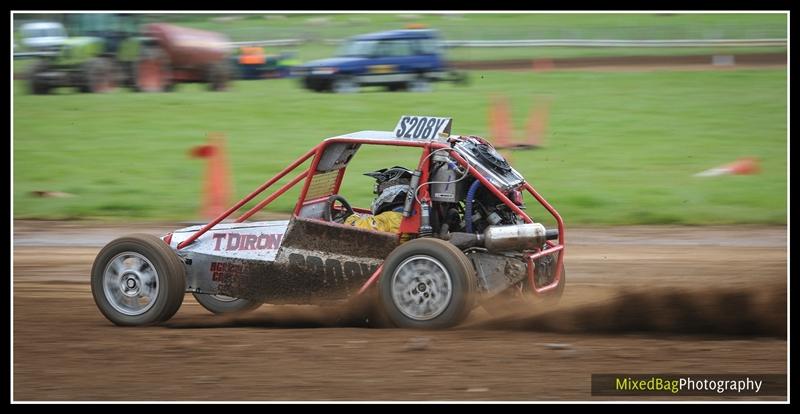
(465, 180), (482, 234)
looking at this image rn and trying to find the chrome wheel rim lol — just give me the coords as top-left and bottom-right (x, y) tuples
(391, 255), (452, 321)
(103, 252), (159, 316)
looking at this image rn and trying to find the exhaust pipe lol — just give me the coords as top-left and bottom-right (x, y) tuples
(447, 223), (556, 252)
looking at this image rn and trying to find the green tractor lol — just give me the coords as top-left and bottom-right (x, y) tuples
(28, 14), (233, 94)
(27, 14), (143, 94)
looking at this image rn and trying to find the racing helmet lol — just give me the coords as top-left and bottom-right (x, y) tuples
(364, 166), (414, 195)
(371, 184), (410, 215)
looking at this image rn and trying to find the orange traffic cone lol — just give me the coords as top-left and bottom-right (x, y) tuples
(489, 95), (514, 150)
(694, 157), (761, 177)
(189, 133), (233, 219)
(522, 96), (552, 149)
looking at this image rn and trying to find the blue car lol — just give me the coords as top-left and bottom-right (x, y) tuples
(296, 29), (465, 93)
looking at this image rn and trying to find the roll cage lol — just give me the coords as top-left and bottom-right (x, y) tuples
(176, 130), (565, 295)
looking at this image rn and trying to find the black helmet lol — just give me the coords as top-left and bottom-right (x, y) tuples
(364, 166), (413, 195)
(370, 184), (409, 215)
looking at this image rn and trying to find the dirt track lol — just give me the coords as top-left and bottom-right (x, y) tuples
(13, 222), (787, 401)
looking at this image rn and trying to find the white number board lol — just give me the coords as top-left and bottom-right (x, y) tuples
(394, 115), (452, 140)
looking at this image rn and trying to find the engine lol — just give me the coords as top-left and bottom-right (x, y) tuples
(422, 137), (549, 251)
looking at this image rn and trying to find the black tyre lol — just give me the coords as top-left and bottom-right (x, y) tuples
(207, 62), (231, 91)
(193, 293), (261, 315)
(91, 234), (186, 326)
(378, 238), (477, 329)
(28, 60), (51, 95)
(386, 83), (407, 92)
(80, 57), (117, 93)
(133, 47), (172, 92)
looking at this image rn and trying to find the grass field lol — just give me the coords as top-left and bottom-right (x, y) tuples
(12, 68), (787, 225)
(150, 13), (790, 41)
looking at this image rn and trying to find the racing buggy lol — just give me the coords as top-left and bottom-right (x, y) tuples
(91, 116), (565, 329)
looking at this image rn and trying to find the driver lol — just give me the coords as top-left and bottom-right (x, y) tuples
(343, 166), (412, 233)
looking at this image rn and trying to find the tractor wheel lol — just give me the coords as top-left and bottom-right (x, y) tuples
(378, 238), (477, 329)
(91, 234), (186, 326)
(80, 57), (117, 93)
(28, 60), (52, 95)
(207, 62), (231, 91)
(193, 293), (261, 315)
(134, 47), (172, 92)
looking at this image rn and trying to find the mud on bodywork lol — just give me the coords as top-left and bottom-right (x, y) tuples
(170, 217), (399, 305)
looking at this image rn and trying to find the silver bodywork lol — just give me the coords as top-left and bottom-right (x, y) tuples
(168, 220), (289, 294)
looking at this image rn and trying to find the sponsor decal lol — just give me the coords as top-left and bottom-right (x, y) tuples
(288, 253), (378, 287)
(212, 232), (283, 251)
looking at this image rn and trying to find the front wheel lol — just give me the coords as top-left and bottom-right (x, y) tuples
(378, 238), (477, 329)
(193, 293), (261, 315)
(28, 60), (52, 95)
(91, 234), (186, 326)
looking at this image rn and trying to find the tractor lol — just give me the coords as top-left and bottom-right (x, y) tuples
(26, 14), (232, 94)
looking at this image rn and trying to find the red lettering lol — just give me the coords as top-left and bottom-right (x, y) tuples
(226, 233), (240, 250)
(212, 233), (226, 251)
(257, 234), (268, 249)
(265, 234), (282, 249)
(244, 235), (257, 250)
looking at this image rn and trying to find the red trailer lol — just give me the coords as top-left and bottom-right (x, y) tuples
(135, 23), (232, 92)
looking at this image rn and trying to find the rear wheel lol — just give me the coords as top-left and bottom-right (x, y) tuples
(408, 74), (432, 92)
(378, 238), (477, 329)
(207, 62), (231, 91)
(193, 293), (261, 315)
(134, 47), (172, 92)
(80, 57), (117, 93)
(91, 234), (186, 326)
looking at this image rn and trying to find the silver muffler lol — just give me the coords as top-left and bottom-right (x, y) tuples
(446, 223), (555, 252)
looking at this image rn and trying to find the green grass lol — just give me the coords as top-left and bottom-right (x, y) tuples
(12, 68), (787, 225)
(149, 13), (789, 42)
